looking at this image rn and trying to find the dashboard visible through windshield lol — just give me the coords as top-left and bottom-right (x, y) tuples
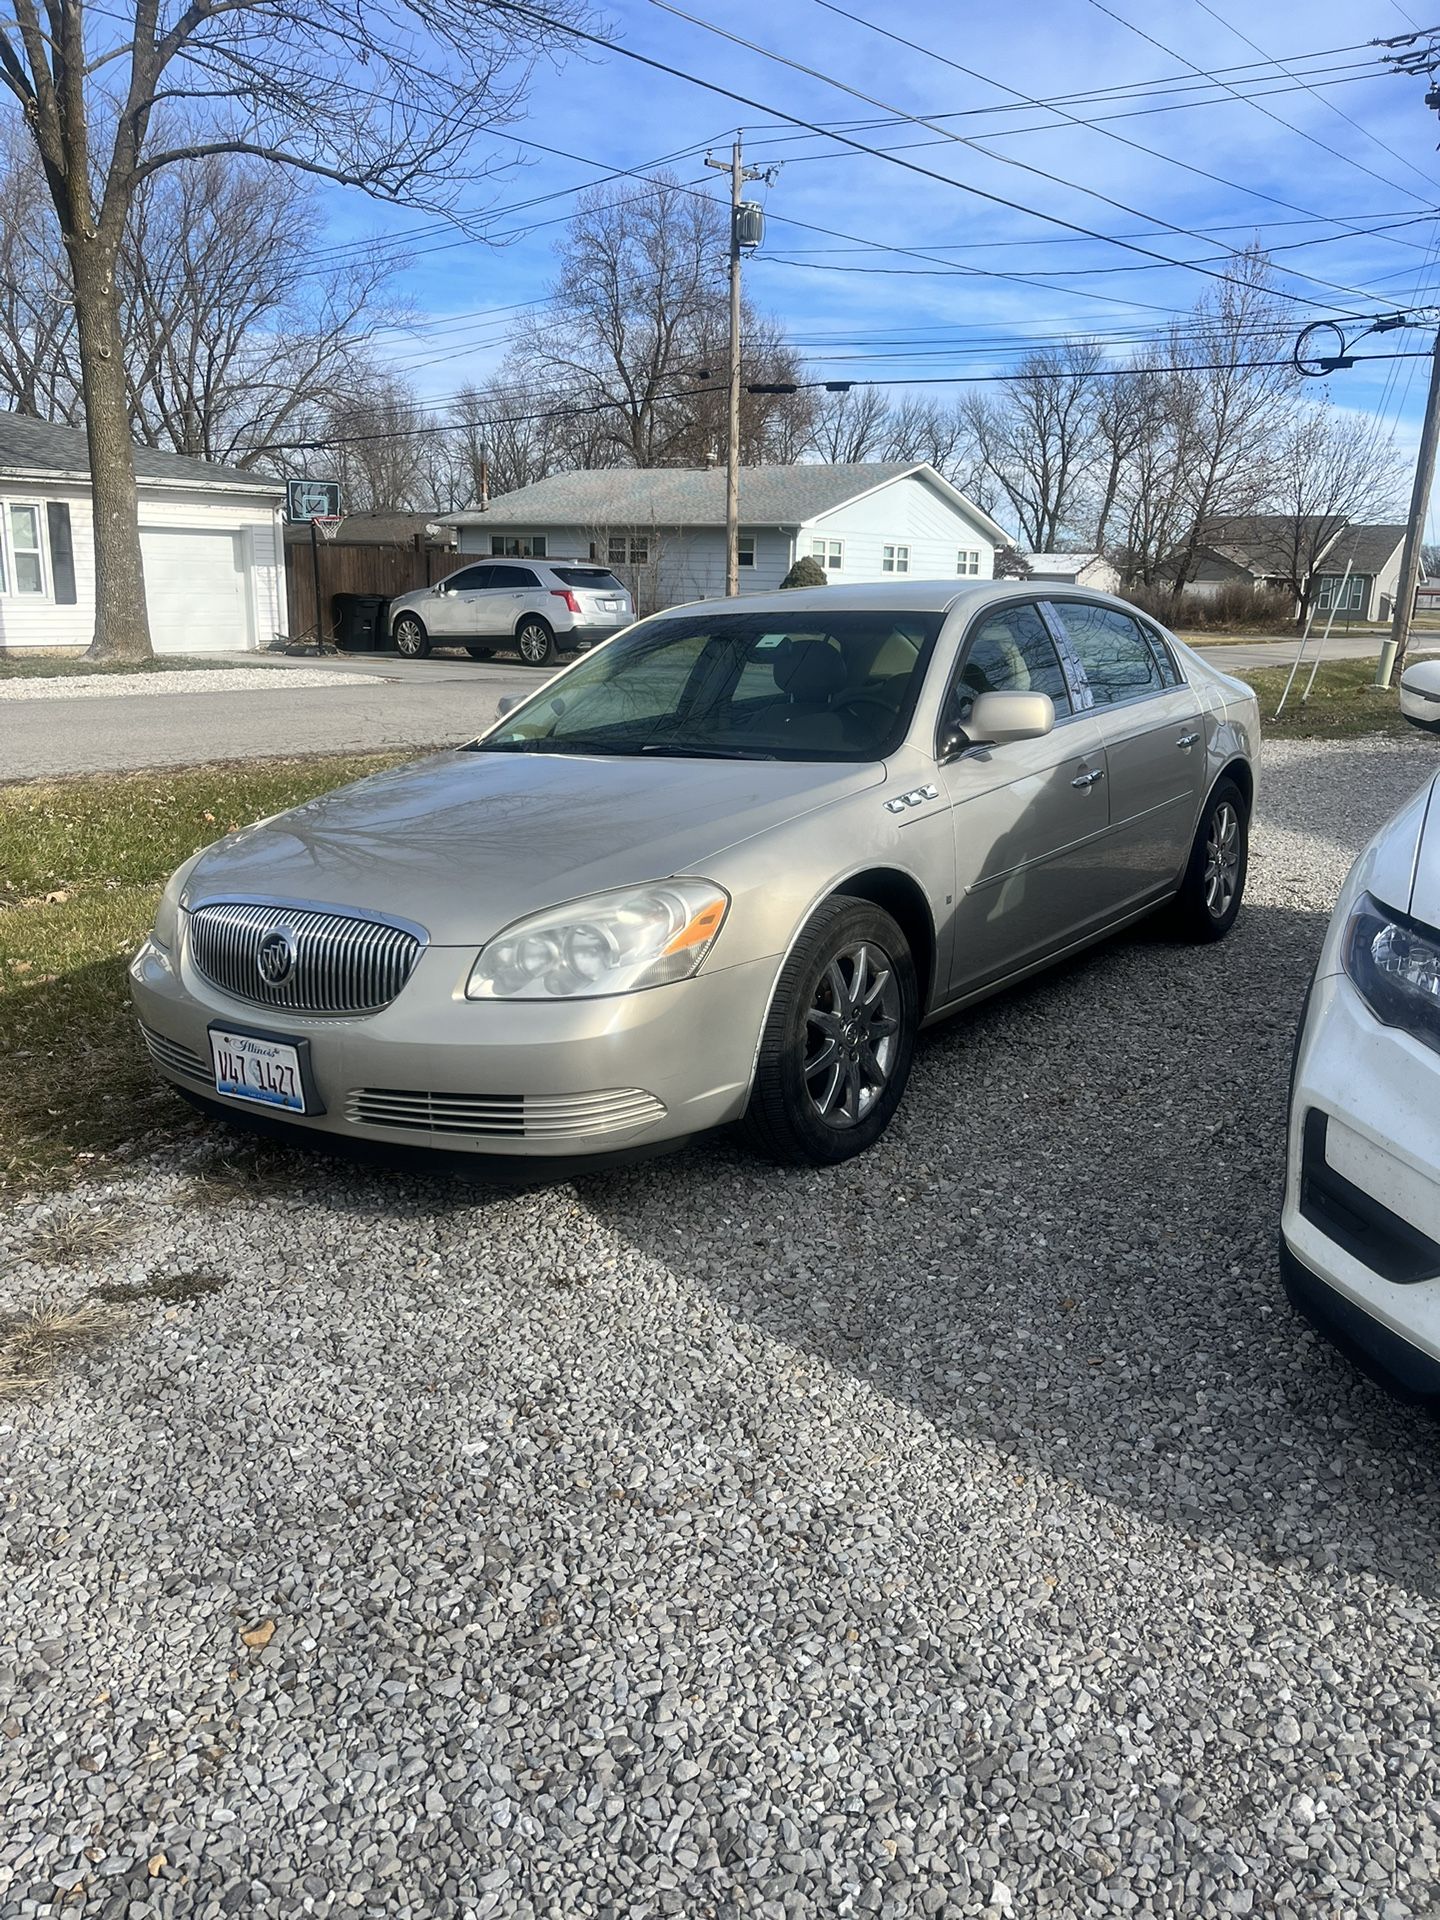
(476, 610), (945, 762)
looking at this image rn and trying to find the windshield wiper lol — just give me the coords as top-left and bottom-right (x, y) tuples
(472, 737), (642, 756)
(639, 742), (777, 760)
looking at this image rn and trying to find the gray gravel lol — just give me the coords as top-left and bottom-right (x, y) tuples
(4, 734), (1440, 1920)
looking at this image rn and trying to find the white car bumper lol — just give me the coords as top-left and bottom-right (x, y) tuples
(1282, 968), (1440, 1397)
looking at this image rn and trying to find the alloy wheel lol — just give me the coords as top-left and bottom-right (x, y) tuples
(395, 619), (424, 659)
(1204, 800), (1241, 919)
(518, 622), (552, 665)
(803, 942), (902, 1129)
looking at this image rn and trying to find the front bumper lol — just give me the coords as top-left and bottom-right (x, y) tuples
(1281, 967), (1440, 1398)
(131, 930), (777, 1159)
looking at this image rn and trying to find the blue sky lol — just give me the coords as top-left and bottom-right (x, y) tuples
(318, 0), (1440, 521)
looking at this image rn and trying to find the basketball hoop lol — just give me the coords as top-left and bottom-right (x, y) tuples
(311, 514), (345, 542)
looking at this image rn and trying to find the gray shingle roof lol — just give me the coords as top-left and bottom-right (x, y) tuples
(1313, 522), (1406, 577)
(444, 463), (945, 529)
(0, 412), (279, 492)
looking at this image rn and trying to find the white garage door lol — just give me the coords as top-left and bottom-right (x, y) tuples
(141, 527), (251, 653)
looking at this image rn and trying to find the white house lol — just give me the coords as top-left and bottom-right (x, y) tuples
(441, 463), (1011, 610)
(0, 414), (287, 653)
(1024, 552), (1121, 595)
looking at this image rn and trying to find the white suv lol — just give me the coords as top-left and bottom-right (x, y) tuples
(389, 560), (635, 668)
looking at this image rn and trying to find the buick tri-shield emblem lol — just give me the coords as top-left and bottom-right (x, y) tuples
(256, 928), (297, 987)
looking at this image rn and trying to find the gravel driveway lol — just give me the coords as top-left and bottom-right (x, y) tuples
(4, 736), (1440, 1920)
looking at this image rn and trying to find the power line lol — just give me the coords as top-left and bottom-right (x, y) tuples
(632, 0), (1396, 307)
(804, 0), (1440, 264)
(1186, 0), (1440, 190)
(481, 0), (1376, 317)
(1085, 0), (1437, 208)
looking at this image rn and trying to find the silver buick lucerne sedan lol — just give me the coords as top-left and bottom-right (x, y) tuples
(132, 582), (1259, 1167)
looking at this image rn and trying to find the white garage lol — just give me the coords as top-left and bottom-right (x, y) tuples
(0, 413), (286, 655)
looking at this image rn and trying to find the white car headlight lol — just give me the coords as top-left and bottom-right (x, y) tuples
(1343, 891), (1440, 1055)
(466, 881), (729, 1000)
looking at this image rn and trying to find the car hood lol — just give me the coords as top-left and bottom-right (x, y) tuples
(1405, 772), (1440, 926)
(182, 749), (885, 944)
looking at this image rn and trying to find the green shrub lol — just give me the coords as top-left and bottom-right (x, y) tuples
(780, 554), (829, 590)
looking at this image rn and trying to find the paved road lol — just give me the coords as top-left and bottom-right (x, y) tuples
(3, 632), (1434, 780)
(1, 651), (537, 780)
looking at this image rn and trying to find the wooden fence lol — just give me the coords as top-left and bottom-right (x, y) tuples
(282, 537), (472, 642)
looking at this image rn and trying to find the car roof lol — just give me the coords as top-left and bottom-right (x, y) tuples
(659, 579), (1145, 620)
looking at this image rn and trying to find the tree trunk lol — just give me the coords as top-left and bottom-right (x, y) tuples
(70, 243), (153, 662)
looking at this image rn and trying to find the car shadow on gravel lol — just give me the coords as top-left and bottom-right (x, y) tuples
(576, 900), (1440, 1602)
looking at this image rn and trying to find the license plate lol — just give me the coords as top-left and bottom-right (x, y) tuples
(209, 1026), (306, 1112)
(600, 600), (623, 614)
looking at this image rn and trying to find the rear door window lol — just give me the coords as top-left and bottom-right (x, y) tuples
(552, 567), (627, 592)
(1052, 601), (1167, 706)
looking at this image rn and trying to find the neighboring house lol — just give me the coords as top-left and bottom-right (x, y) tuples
(440, 463), (1010, 611)
(280, 510), (458, 551)
(0, 414), (286, 653)
(1023, 551), (1121, 594)
(1174, 514), (1407, 622)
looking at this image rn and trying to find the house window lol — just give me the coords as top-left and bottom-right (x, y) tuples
(809, 538), (843, 571)
(957, 548), (981, 576)
(607, 535), (650, 566)
(882, 543), (910, 575)
(3, 502), (46, 595)
(1316, 574), (1366, 613)
(738, 536), (755, 568)
(490, 534), (546, 559)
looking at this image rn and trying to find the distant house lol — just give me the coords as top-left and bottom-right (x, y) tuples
(1176, 514), (1407, 623)
(1023, 552), (1121, 594)
(0, 413), (286, 653)
(440, 463), (1011, 612)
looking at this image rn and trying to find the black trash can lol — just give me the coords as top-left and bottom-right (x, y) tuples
(331, 593), (388, 652)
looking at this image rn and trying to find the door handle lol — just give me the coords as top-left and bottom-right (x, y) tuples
(1071, 768), (1104, 790)
(1177, 732), (1200, 749)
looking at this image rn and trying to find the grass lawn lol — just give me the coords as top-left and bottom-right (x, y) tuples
(0, 752), (402, 1192)
(1244, 658), (1423, 741)
(0, 652), (287, 680)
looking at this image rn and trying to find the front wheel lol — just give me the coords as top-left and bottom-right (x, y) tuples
(516, 617), (555, 668)
(393, 614), (430, 660)
(741, 897), (918, 1166)
(1172, 776), (1248, 942)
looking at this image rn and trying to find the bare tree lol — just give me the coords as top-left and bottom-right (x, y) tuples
(963, 342), (1103, 550)
(0, 121), (79, 420)
(0, 0), (579, 659)
(807, 385), (890, 463)
(1266, 406), (1406, 632)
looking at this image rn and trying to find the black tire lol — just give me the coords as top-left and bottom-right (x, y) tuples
(465, 645), (494, 661)
(741, 897), (919, 1166)
(516, 616), (555, 668)
(393, 614), (431, 660)
(1172, 775), (1248, 942)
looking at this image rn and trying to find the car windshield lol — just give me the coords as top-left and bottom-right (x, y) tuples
(473, 609), (944, 762)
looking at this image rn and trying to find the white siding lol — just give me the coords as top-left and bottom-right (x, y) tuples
(802, 472), (998, 584)
(0, 478), (283, 653)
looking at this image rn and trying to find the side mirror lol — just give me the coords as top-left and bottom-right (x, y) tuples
(964, 690), (1056, 750)
(431, 582), (444, 596)
(496, 694), (521, 717)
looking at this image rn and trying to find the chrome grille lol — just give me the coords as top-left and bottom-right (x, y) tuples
(187, 901), (421, 1016)
(139, 1024), (211, 1085)
(346, 1087), (666, 1140)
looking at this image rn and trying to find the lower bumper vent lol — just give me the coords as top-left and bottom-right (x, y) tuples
(140, 1024), (211, 1086)
(347, 1086), (666, 1140)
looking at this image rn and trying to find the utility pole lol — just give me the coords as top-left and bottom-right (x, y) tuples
(705, 136), (768, 596)
(1381, 331), (1440, 687)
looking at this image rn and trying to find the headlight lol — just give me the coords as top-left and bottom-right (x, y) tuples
(466, 881), (729, 1000)
(152, 853), (201, 952)
(1343, 891), (1440, 1055)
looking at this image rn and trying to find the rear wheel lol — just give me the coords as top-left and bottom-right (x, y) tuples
(517, 616), (555, 668)
(741, 897), (918, 1166)
(1172, 776), (1248, 942)
(465, 645), (494, 661)
(394, 614), (430, 660)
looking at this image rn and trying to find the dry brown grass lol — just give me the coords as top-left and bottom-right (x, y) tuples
(0, 1298), (118, 1397)
(22, 1208), (131, 1266)
(180, 1143), (297, 1209)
